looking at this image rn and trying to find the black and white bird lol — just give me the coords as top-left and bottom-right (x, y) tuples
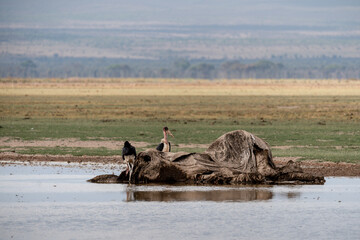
(156, 126), (174, 152)
(122, 141), (136, 182)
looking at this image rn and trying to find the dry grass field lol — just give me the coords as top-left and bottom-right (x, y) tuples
(1, 78), (359, 96)
(0, 78), (359, 121)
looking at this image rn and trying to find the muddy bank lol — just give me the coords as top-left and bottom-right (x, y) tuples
(0, 152), (122, 164)
(1, 152), (359, 177)
(274, 158), (360, 177)
(0, 137), (151, 150)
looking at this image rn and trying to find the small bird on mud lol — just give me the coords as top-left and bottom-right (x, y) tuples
(122, 141), (136, 182)
(156, 126), (174, 152)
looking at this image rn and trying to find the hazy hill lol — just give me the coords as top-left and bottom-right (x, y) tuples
(0, 0), (359, 78)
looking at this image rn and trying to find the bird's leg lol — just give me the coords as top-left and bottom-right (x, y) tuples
(126, 163), (129, 175)
(129, 163), (133, 183)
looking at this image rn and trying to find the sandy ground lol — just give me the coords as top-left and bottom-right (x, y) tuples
(0, 137), (210, 151)
(0, 137), (150, 150)
(1, 152), (359, 177)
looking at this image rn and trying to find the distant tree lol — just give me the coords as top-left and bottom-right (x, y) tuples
(220, 61), (245, 78)
(158, 68), (170, 78)
(107, 64), (132, 77)
(173, 59), (190, 77)
(20, 60), (38, 77)
(323, 64), (343, 78)
(186, 63), (215, 79)
(3, 54), (360, 79)
(21, 60), (37, 69)
(244, 60), (284, 78)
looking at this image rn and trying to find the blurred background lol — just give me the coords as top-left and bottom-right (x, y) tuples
(0, 0), (359, 79)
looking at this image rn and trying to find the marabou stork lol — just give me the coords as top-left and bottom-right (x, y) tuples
(122, 141), (136, 182)
(156, 126), (174, 152)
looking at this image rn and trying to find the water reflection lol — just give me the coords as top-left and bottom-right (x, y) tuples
(286, 192), (301, 199)
(126, 189), (273, 202)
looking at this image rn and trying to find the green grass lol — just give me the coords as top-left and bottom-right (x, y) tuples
(1, 118), (359, 163)
(272, 147), (360, 163)
(2, 118), (359, 145)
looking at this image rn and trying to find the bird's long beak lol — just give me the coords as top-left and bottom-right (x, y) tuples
(167, 130), (174, 138)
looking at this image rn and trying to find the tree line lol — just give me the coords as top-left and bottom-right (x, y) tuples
(0, 55), (359, 79)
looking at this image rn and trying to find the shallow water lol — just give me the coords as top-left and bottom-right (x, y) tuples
(0, 162), (359, 240)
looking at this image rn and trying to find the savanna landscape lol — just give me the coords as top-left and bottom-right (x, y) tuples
(1, 78), (359, 176)
(1, 1), (360, 239)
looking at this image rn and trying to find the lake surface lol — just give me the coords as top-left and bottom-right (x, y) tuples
(0, 161), (359, 240)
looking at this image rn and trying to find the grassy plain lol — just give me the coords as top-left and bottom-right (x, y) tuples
(0, 78), (359, 163)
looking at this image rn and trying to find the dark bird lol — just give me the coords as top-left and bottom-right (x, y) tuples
(122, 141), (136, 182)
(156, 127), (174, 152)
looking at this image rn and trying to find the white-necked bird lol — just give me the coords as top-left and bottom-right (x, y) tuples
(156, 126), (174, 152)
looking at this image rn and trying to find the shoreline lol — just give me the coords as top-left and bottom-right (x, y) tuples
(1, 152), (359, 177)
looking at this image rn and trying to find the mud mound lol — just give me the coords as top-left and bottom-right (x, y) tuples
(89, 130), (325, 185)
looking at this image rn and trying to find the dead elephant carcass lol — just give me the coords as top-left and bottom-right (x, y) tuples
(88, 130), (325, 185)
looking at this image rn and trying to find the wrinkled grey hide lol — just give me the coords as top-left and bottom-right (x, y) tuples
(88, 130), (325, 185)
